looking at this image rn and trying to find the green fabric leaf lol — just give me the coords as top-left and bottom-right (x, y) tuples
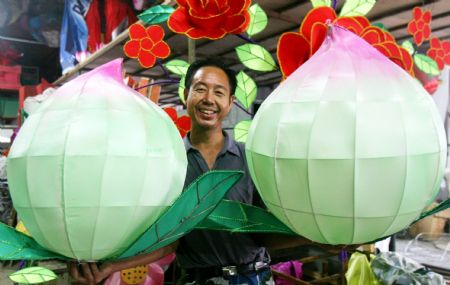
(246, 4), (268, 36)
(401, 40), (415, 55)
(164, 60), (190, 76)
(414, 54), (440, 76)
(234, 120), (252, 143)
(417, 197), (450, 221)
(339, 0), (377, 16)
(235, 71), (257, 109)
(235, 44), (277, 72)
(138, 5), (175, 24)
(197, 200), (295, 235)
(9, 267), (57, 284)
(116, 170), (243, 260)
(0, 223), (65, 260)
(372, 22), (386, 31)
(310, 0), (332, 7)
(178, 75), (186, 104)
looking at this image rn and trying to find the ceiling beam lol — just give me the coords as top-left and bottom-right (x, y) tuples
(368, 0), (440, 22)
(387, 11), (450, 32)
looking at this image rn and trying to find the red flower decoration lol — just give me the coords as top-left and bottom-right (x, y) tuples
(124, 24), (170, 68)
(361, 26), (414, 76)
(427, 37), (450, 70)
(164, 107), (191, 138)
(277, 7), (414, 79)
(168, 0), (251, 40)
(407, 7), (432, 46)
(423, 79), (440, 95)
(414, 63), (440, 95)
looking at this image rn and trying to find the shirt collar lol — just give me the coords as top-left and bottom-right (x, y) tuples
(184, 131), (241, 157)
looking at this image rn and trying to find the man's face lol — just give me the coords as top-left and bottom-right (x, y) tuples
(185, 66), (234, 130)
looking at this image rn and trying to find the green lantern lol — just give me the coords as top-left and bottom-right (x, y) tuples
(7, 59), (187, 260)
(245, 26), (446, 244)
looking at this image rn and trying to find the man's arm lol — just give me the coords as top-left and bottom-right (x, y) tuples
(68, 241), (179, 285)
(254, 233), (360, 257)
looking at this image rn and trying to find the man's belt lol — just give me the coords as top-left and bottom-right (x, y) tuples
(228, 261), (270, 275)
(187, 261), (270, 281)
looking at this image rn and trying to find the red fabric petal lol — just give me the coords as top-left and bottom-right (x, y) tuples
(310, 22), (327, 56)
(190, 3), (230, 18)
(217, 0), (229, 11)
(204, 0), (222, 15)
(129, 23), (147, 40)
(382, 42), (402, 58)
(300, 7), (336, 41)
(399, 47), (413, 73)
(413, 7), (422, 20)
(442, 41), (450, 53)
(140, 38), (153, 50)
(414, 31), (424, 46)
(146, 25), (165, 43)
(417, 20), (424, 30)
(233, 11), (251, 34)
(334, 17), (365, 34)
(423, 80), (439, 95)
(277, 32), (311, 79)
(430, 37), (440, 49)
(138, 50), (156, 68)
(361, 27), (388, 44)
(423, 10), (432, 23)
(390, 57), (407, 70)
(186, 0), (204, 14)
(437, 50), (444, 57)
(186, 27), (226, 39)
(151, 41), (170, 58)
(381, 30), (395, 42)
(224, 14), (247, 34)
(373, 44), (391, 58)
(168, 8), (191, 34)
(123, 40), (140, 58)
(352, 16), (371, 31)
(361, 29), (382, 45)
(427, 49), (437, 59)
(228, 0), (251, 15)
(164, 108), (178, 122)
(444, 54), (450, 65)
(188, 11), (227, 31)
(435, 57), (444, 70)
(423, 25), (431, 40)
(374, 43), (408, 74)
(407, 21), (417, 34)
(177, 116), (192, 135)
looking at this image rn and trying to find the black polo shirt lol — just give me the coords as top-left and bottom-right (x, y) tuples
(176, 132), (269, 268)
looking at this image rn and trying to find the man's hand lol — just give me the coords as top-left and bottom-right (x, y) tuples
(67, 241), (179, 284)
(68, 262), (114, 285)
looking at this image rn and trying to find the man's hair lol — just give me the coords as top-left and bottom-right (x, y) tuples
(184, 58), (237, 96)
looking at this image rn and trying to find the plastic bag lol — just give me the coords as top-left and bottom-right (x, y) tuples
(345, 252), (381, 285)
(371, 252), (445, 285)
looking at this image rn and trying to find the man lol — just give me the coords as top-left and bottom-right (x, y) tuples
(69, 59), (311, 284)
(175, 59), (273, 285)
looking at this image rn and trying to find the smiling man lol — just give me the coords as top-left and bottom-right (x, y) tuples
(177, 59), (274, 285)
